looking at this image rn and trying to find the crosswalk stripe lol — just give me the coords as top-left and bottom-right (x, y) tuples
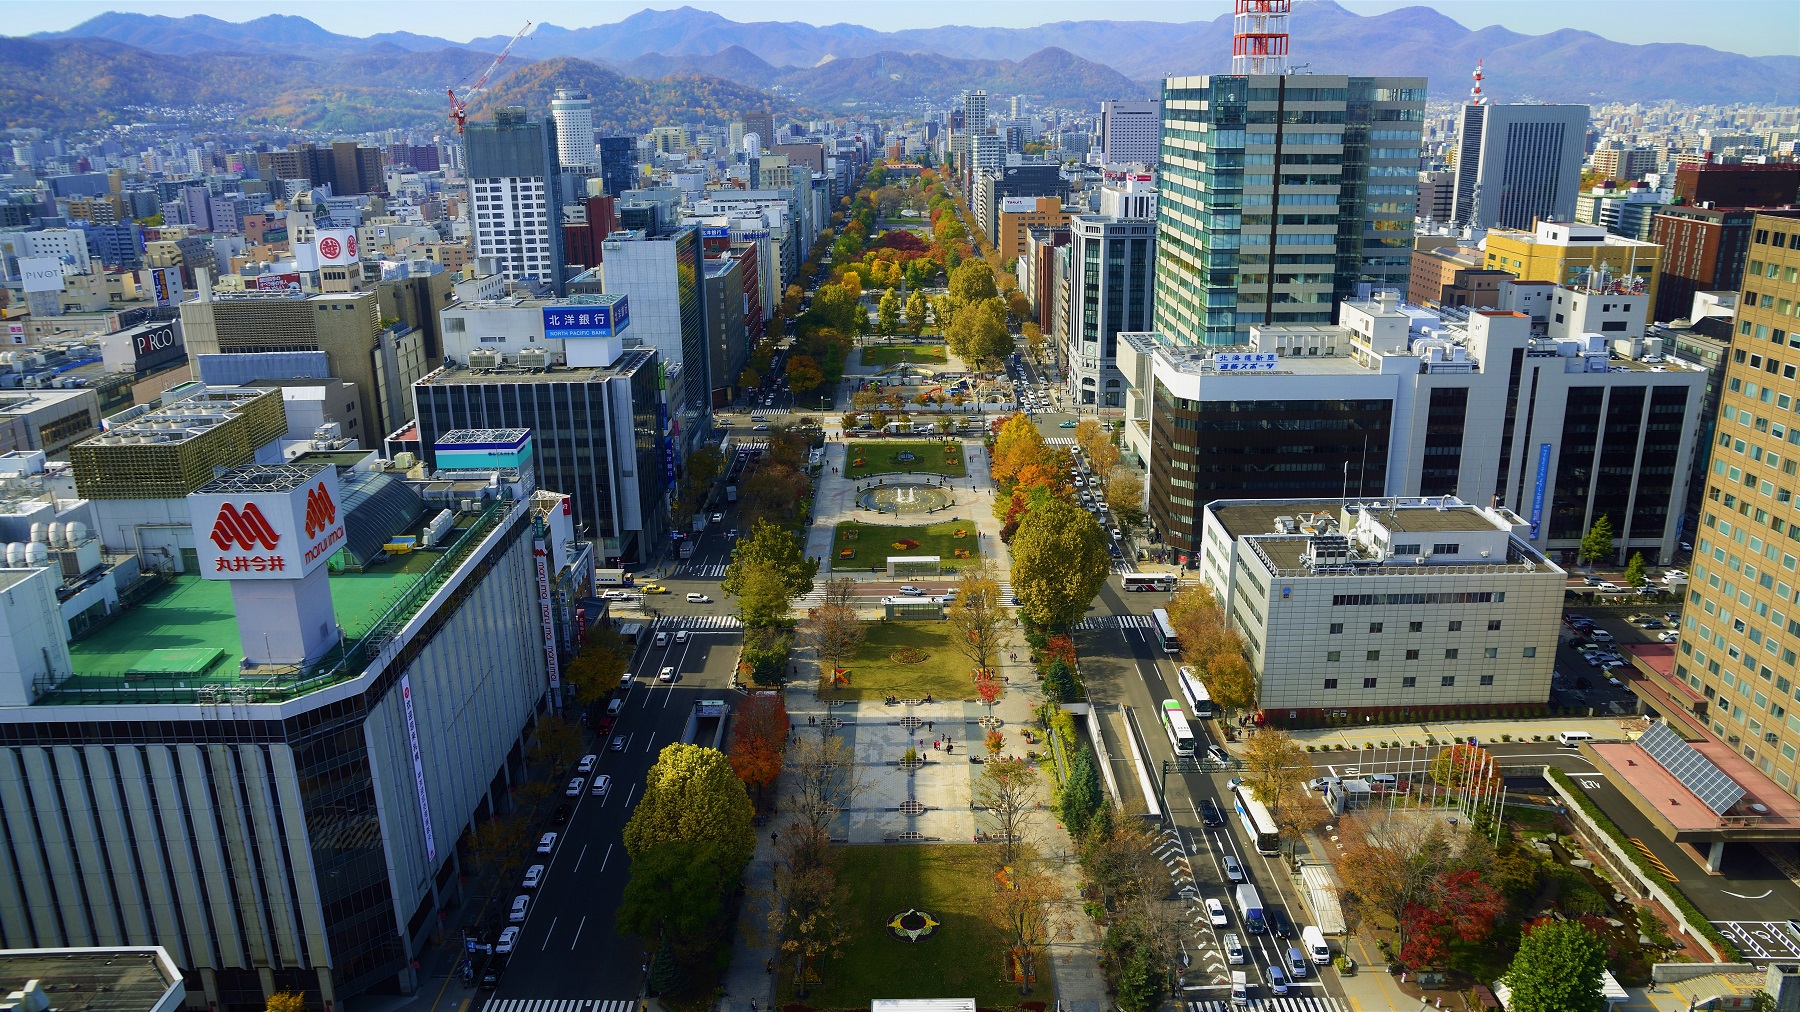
(1186, 997), (1343, 1011)
(482, 1001), (636, 1012)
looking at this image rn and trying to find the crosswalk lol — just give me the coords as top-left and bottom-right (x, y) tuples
(483, 1001), (637, 1012)
(1044, 436), (1075, 446)
(1074, 614), (1156, 631)
(650, 614), (742, 631)
(677, 562), (728, 578)
(1188, 998), (1344, 1012)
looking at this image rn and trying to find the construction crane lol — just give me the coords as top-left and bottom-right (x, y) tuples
(447, 20), (534, 135)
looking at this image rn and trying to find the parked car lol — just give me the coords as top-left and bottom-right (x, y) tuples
(551, 804), (571, 825)
(577, 754), (597, 773)
(496, 926), (519, 954)
(536, 833), (557, 855)
(565, 777), (584, 797)
(522, 865), (544, 889)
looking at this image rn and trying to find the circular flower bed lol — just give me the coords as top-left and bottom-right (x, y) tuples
(890, 647), (930, 665)
(886, 908), (940, 942)
(896, 452), (917, 462)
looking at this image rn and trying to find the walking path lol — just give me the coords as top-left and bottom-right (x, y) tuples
(718, 423), (1107, 1011)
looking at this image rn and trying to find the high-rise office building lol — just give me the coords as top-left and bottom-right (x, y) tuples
(601, 227), (710, 438)
(259, 142), (385, 196)
(465, 107), (564, 294)
(1418, 169), (1454, 223)
(1099, 99), (1162, 167)
(742, 111), (776, 147)
(550, 89), (595, 171)
(1450, 102), (1589, 230)
(597, 136), (636, 197)
(1154, 74), (1426, 346)
(963, 91), (989, 134)
(1066, 210), (1155, 409)
(1665, 211), (1800, 810)
(1590, 143), (1659, 183)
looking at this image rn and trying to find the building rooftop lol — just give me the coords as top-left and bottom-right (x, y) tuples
(39, 499), (510, 706)
(418, 348), (654, 386)
(0, 947), (183, 1012)
(1210, 497), (1559, 579)
(83, 384), (274, 449)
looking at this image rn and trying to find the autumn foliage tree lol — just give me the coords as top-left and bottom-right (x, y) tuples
(1165, 584), (1258, 715)
(728, 692), (789, 810)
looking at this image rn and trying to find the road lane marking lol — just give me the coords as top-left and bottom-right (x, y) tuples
(623, 784), (638, 809)
(644, 732), (657, 752)
(598, 843), (613, 872)
(539, 916), (557, 950)
(570, 915), (586, 949)
(572, 844), (588, 873)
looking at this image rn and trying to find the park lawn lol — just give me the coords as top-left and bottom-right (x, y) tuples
(861, 343), (948, 368)
(820, 619), (979, 701)
(832, 519), (980, 574)
(777, 844), (1024, 1010)
(845, 440), (967, 479)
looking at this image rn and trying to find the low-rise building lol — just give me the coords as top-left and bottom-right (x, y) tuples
(1200, 496), (1565, 724)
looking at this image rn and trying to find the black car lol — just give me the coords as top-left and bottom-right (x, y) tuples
(479, 955), (507, 990)
(1200, 797), (1226, 827)
(1268, 906), (1295, 939)
(552, 804), (572, 825)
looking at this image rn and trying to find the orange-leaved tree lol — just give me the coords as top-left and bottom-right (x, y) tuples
(729, 692), (789, 810)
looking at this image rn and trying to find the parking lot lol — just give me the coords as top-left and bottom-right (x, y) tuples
(1555, 607), (1684, 715)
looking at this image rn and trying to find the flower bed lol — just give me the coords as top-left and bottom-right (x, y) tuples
(891, 646), (930, 665)
(840, 548), (856, 559)
(892, 538), (921, 550)
(886, 908), (940, 942)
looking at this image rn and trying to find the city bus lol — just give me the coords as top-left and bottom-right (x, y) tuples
(1151, 608), (1181, 655)
(1122, 573), (1176, 593)
(1232, 782), (1282, 855)
(1160, 698), (1196, 757)
(1176, 666), (1214, 720)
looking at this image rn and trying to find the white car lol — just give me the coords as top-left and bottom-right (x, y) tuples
(654, 631), (670, 647)
(1658, 630), (1680, 642)
(577, 754), (597, 773)
(522, 864), (544, 889)
(536, 832), (557, 855)
(591, 774), (611, 797)
(1206, 897), (1230, 927)
(1222, 854), (1245, 883)
(674, 630), (690, 644)
(508, 895), (529, 923)
(565, 777), (584, 797)
(686, 592), (712, 603)
(710, 513), (724, 523)
(659, 666), (676, 682)
(496, 925), (520, 954)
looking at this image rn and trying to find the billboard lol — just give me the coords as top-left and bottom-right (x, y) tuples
(315, 228), (358, 266)
(18, 257), (64, 293)
(543, 297), (630, 339)
(1211, 352), (1279, 372)
(255, 272), (302, 293)
(701, 226), (731, 238)
(131, 322), (182, 371)
(535, 540), (563, 701)
(149, 267), (182, 307)
(1001, 196), (1040, 214)
(188, 467), (347, 580)
(400, 675), (437, 863)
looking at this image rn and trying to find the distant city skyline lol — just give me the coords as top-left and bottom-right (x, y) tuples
(8, 0), (1798, 59)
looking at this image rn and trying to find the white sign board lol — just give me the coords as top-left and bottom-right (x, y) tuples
(1001, 196), (1039, 214)
(400, 675), (437, 862)
(188, 467), (347, 580)
(536, 539), (562, 698)
(18, 256), (64, 293)
(1212, 352), (1279, 372)
(315, 228), (358, 266)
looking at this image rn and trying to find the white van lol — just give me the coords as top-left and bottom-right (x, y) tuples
(1302, 924), (1332, 965)
(1223, 932), (1247, 964)
(1368, 773), (1399, 789)
(1230, 970), (1249, 1005)
(1557, 730), (1594, 747)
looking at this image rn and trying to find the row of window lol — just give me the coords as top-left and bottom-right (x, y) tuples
(1326, 647), (1534, 660)
(1320, 675), (1496, 689)
(1331, 619), (1502, 633)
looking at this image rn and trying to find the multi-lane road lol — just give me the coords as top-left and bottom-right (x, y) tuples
(479, 614), (743, 1002)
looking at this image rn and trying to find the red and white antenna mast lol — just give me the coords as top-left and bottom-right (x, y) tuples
(1232, 0), (1292, 76)
(1469, 58), (1487, 104)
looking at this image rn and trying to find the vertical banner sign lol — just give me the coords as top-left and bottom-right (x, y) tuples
(575, 608), (588, 648)
(400, 675), (436, 862)
(1529, 443), (1553, 540)
(535, 540), (562, 706)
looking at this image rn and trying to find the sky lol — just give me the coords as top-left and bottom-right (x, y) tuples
(4, 0), (1797, 58)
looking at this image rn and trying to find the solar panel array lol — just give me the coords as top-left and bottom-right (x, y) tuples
(1638, 720), (1746, 815)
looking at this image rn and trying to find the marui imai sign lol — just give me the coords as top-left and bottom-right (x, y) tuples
(188, 467), (348, 580)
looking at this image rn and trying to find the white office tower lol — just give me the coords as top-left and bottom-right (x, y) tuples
(1451, 100), (1589, 230)
(550, 89), (595, 171)
(1099, 100), (1163, 167)
(964, 90), (989, 133)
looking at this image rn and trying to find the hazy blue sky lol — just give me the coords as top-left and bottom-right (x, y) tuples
(8, 0), (1798, 58)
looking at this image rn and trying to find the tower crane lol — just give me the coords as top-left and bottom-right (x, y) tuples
(447, 21), (534, 135)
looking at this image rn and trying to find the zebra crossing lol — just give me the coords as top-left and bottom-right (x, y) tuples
(482, 1000), (637, 1012)
(650, 614), (742, 631)
(677, 562), (728, 578)
(1188, 998), (1344, 1012)
(1044, 436), (1075, 446)
(1074, 613), (1155, 632)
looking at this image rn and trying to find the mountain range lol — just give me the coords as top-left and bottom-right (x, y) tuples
(18, 4), (1800, 123)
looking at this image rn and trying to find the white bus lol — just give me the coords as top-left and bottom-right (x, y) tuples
(1122, 573), (1176, 592)
(1232, 783), (1282, 855)
(1160, 699), (1196, 757)
(1151, 608), (1181, 655)
(1176, 666), (1214, 719)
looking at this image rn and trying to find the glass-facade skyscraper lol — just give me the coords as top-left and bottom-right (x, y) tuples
(1153, 74), (1426, 346)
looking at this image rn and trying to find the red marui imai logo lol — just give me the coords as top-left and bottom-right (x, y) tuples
(304, 482), (338, 538)
(318, 236), (342, 260)
(211, 502), (279, 552)
(347, 235), (358, 257)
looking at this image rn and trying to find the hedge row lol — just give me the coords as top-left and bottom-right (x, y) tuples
(1546, 767), (1741, 961)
